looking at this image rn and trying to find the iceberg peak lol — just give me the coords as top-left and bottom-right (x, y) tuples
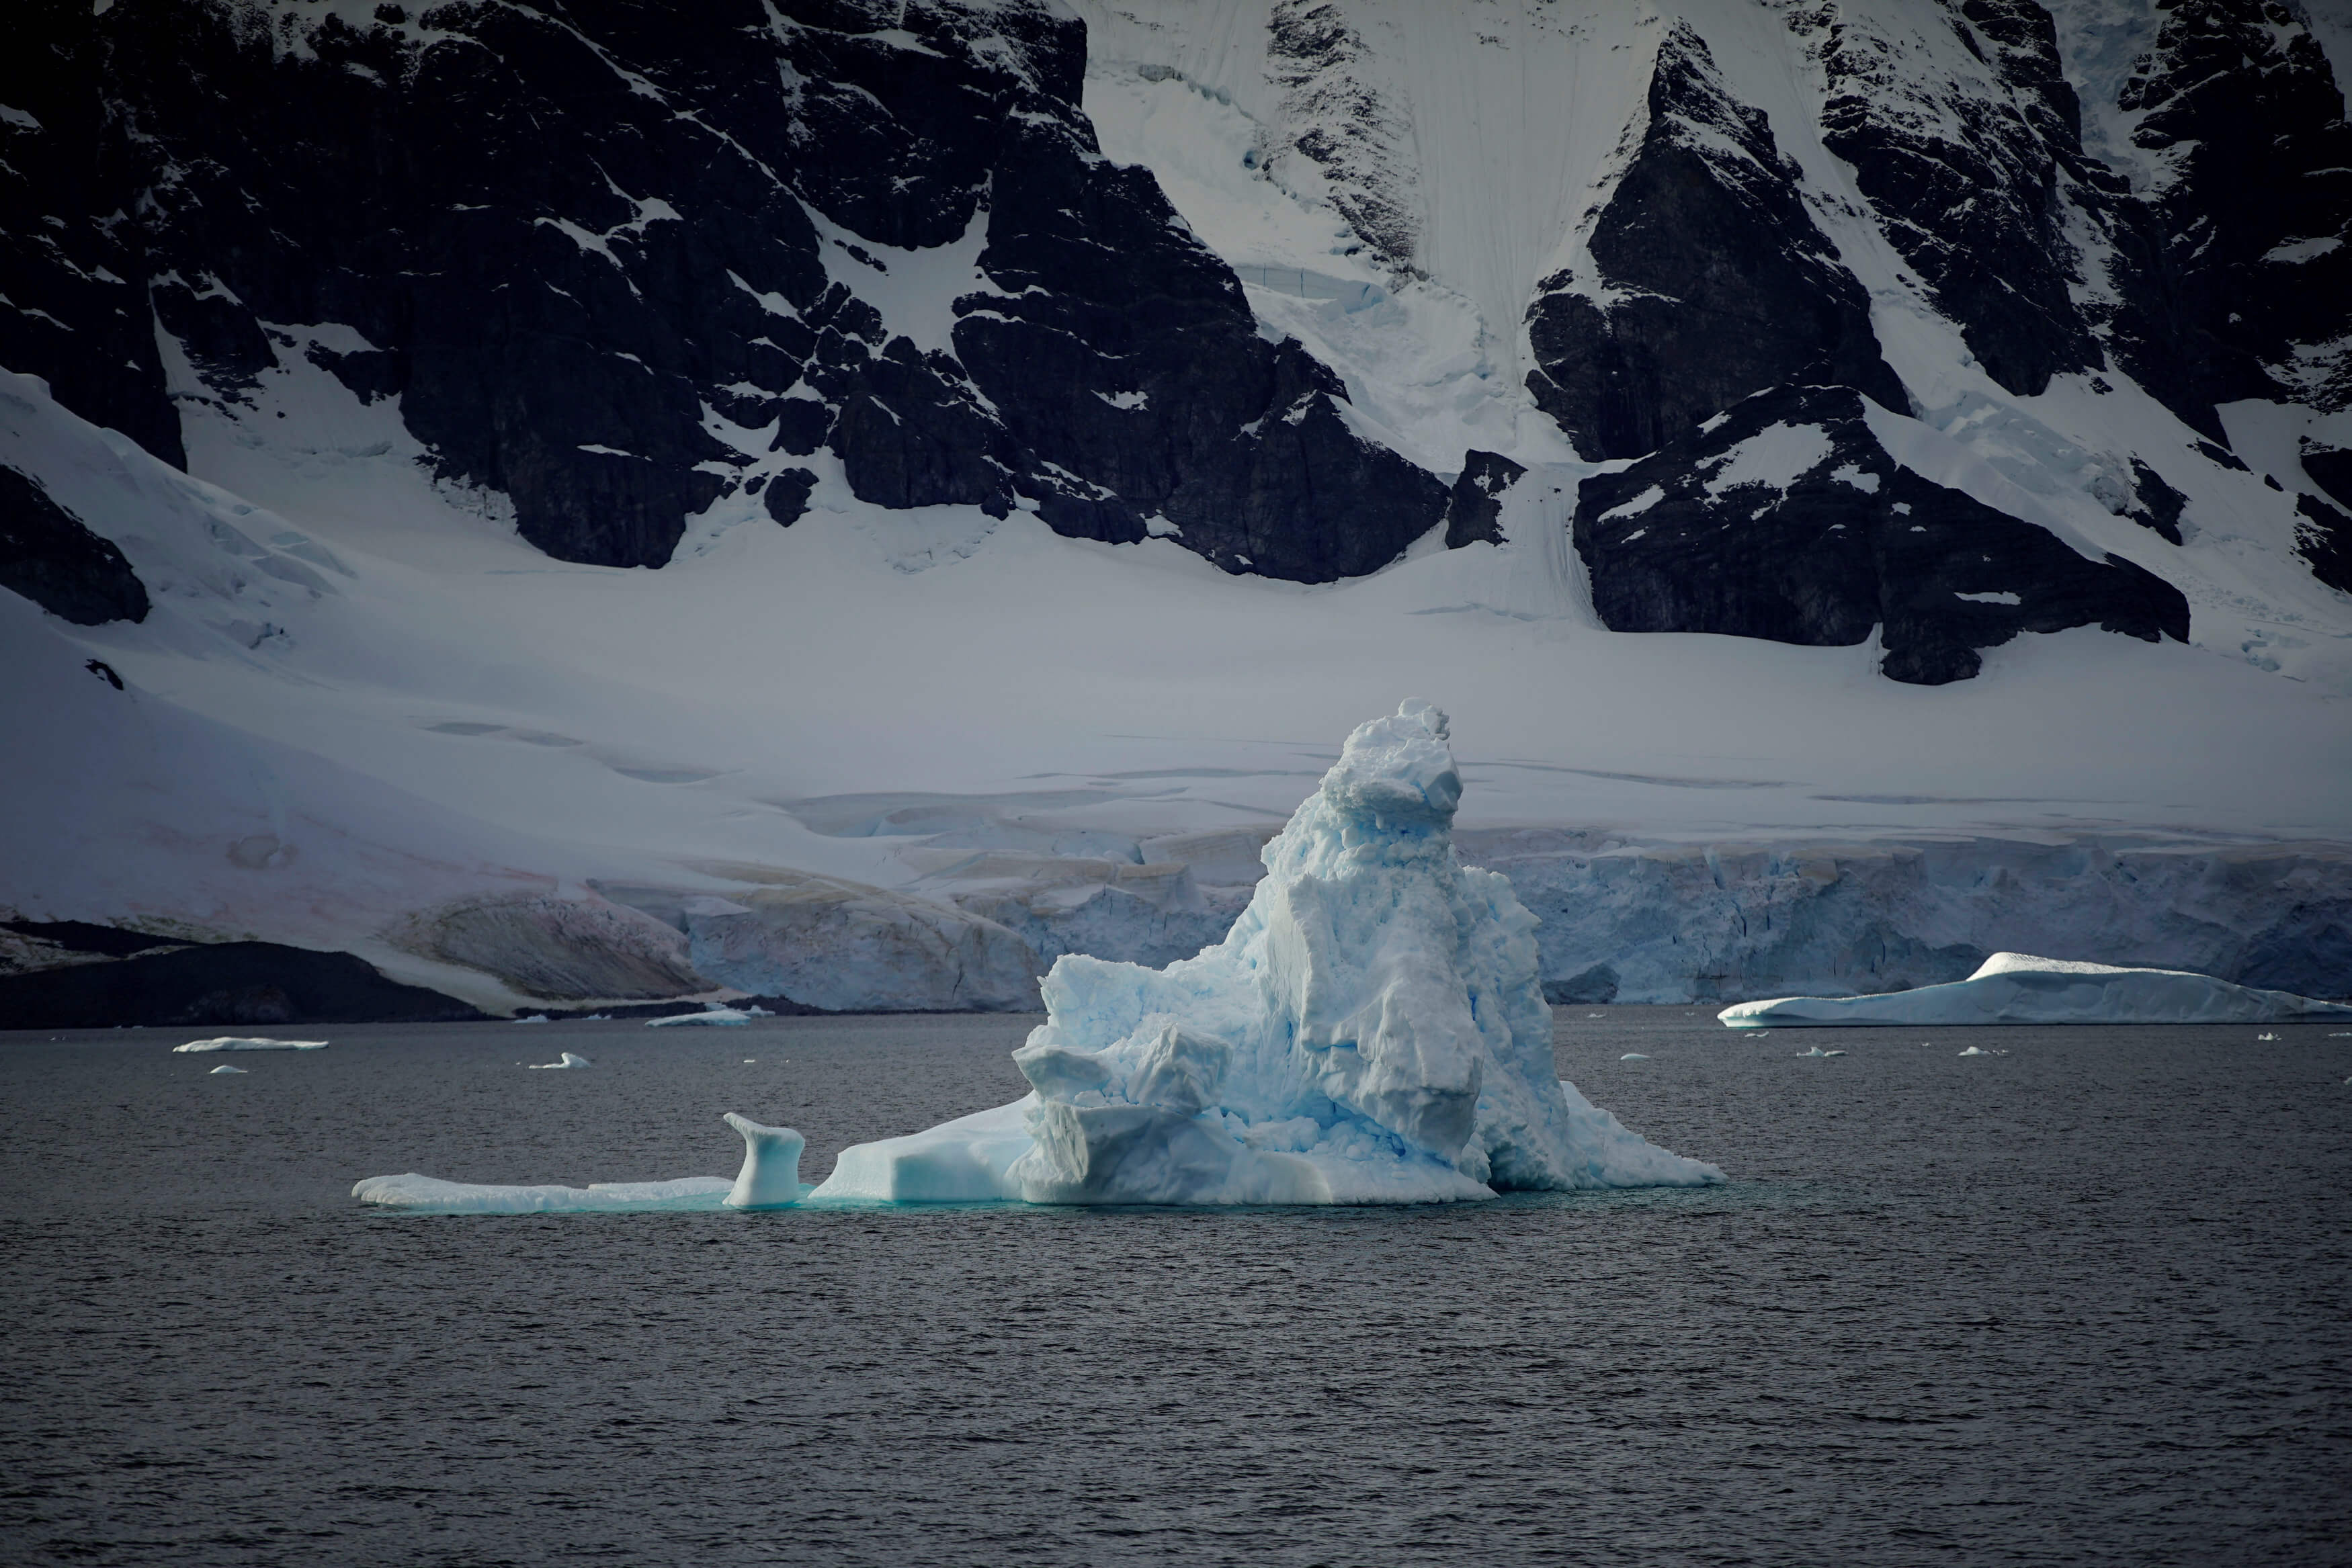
(813, 702), (1723, 1205)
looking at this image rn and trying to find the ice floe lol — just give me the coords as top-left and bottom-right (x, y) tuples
(526, 1051), (591, 1070)
(1720, 953), (2352, 1028)
(354, 1110), (807, 1213)
(208, 1064), (247, 1074)
(809, 702), (1723, 1205)
(174, 1037), (328, 1052)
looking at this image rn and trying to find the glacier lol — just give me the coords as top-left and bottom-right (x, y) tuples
(810, 702), (1724, 1205)
(1720, 953), (2352, 1028)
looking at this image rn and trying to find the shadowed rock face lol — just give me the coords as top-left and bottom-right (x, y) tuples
(0, 0), (1447, 582)
(1441, 452), (1526, 549)
(0, 464), (149, 625)
(1525, 24), (1906, 462)
(2297, 492), (2352, 597)
(1804, 0), (2103, 398)
(1572, 384), (2189, 685)
(2106, 0), (2352, 424)
(0, 941), (482, 1029)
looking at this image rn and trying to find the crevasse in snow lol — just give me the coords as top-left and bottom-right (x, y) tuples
(810, 702), (1724, 1205)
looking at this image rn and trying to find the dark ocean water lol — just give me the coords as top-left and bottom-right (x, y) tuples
(1, 1008), (2347, 1567)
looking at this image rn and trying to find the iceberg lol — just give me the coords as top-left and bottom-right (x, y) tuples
(526, 1051), (591, 1069)
(208, 1063), (247, 1074)
(1720, 953), (2352, 1028)
(354, 1110), (806, 1213)
(808, 701), (1723, 1206)
(646, 1006), (754, 1027)
(173, 1037), (328, 1052)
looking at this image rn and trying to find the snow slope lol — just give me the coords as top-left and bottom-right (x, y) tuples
(5, 351), (2349, 1008)
(4, 1), (2350, 1012)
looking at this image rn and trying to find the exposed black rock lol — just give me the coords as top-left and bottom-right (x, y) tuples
(2294, 492), (2352, 596)
(2125, 458), (2187, 546)
(1524, 24), (1906, 462)
(0, 941), (485, 1029)
(762, 468), (818, 527)
(1443, 451), (1526, 548)
(2195, 439), (2249, 475)
(949, 122), (1447, 580)
(1572, 384), (2191, 685)
(2106, 0), (2352, 426)
(831, 339), (1017, 515)
(1, 0), (1448, 583)
(0, 919), (181, 959)
(1798, 0), (2102, 397)
(2303, 440), (2352, 515)
(0, 462), (150, 625)
(0, 4), (184, 469)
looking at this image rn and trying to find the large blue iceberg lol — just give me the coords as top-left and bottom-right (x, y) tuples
(810, 701), (1722, 1204)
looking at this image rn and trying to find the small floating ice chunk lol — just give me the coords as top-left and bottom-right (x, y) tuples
(1797, 1046), (1844, 1058)
(1721, 954), (2352, 1028)
(513, 1014), (550, 1024)
(2257, 1032), (2279, 1041)
(646, 1007), (753, 1027)
(1620, 1053), (1650, 1060)
(1957, 1045), (2008, 1057)
(208, 1064), (247, 1075)
(174, 1037), (328, 1052)
(526, 1051), (591, 1070)
(722, 1113), (805, 1209)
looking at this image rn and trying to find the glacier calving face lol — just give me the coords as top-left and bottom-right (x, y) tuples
(810, 703), (1724, 1205)
(1720, 953), (2352, 1028)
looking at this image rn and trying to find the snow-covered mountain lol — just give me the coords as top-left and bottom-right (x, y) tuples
(3, 0), (2349, 1015)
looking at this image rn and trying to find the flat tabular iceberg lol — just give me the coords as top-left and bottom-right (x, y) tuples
(1720, 953), (2352, 1028)
(810, 701), (1723, 1205)
(646, 1007), (756, 1027)
(174, 1037), (328, 1052)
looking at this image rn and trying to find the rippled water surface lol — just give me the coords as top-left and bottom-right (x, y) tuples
(3, 1009), (2348, 1566)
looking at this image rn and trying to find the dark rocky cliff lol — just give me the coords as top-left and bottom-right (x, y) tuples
(0, 0), (1446, 582)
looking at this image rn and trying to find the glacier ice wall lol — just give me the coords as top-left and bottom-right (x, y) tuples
(813, 703), (1722, 1205)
